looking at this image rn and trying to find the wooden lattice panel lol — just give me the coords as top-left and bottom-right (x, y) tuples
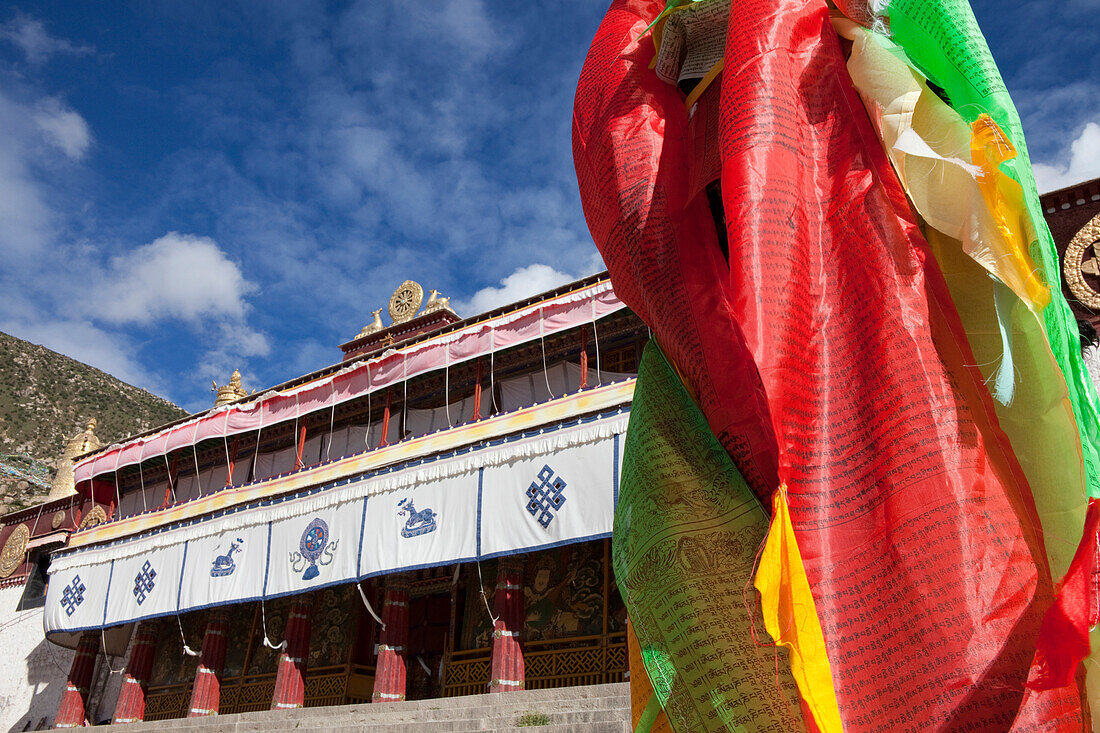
(442, 655), (491, 697)
(525, 639), (627, 690)
(220, 677), (276, 715)
(143, 689), (189, 721)
(304, 672), (348, 708)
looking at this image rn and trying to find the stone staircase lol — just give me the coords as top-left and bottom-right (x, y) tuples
(117, 683), (630, 732)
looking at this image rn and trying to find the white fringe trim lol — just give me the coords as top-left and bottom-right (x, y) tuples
(53, 414), (628, 572)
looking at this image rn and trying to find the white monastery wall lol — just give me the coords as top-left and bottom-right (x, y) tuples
(0, 585), (71, 732)
(0, 585), (124, 731)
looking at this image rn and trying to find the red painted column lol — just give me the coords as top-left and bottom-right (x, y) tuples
(371, 575), (410, 703)
(489, 557), (525, 692)
(112, 621), (160, 724)
(270, 595), (314, 710)
(54, 630), (100, 728)
(187, 610), (229, 717)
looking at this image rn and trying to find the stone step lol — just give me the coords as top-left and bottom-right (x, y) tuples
(313, 698), (627, 723)
(117, 683), (630, 732)
(320, 709), (630, 732)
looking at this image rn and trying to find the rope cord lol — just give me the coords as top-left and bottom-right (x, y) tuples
(29, 501), (45, 536)
(540, 307), (557, 400)
(444, 351), (453, 428)
(489, 331), (499, 413)
(136, 444), (147, 512)
(112, 452), (122, 518)
(163, 454), (176, 504)
(99, 629), (123, 674)
(112, 451), (123, 512)
(260, 598), (286, 650)
(476, 561), (499, 625)
(222, 412), (233, 486)
(176, 614), (199, 657)
(191, 420), (202, 498)
(356, 582), (386, 630)
(251, 410), (265, 485)
(44, 632), (73, 676)
(402, 355), (408, 441)
(326, 381), (337, 461)
(365, 362), (372, 450)
(293, 394), (302, 468)
(592, 302), (603, 386)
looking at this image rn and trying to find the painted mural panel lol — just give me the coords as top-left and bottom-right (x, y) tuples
(149, 611), (205, 687)
(524, 542), (604, 642)
(308, 585), (356, 668)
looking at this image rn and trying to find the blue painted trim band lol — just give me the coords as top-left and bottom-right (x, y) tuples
(476, 467), (484, 559)
(479, 532), (612, 561)
(177, 542), (189, 612)
(356, 495), (369, 578)
(102, 559), (114, 627)
(612, 433), (620, 507)
(262, 521), (272, 596)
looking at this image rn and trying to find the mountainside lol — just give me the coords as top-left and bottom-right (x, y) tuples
(0, 330), (189, 513)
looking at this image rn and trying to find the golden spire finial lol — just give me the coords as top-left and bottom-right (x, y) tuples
(47, 418), (103, 500)
(213, 369), (249, 407)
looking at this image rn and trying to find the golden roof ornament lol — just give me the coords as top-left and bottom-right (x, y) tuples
(0, 524), (29, 578)
(213, 369), (249, 407)
(77, 504), (107, 531)
(47, 418), (103, 501)
(388, 280), (424, 324)
(1065, 213), (1100, 310)
(423, 289), (454, 314)
(358, 309), (384, 338)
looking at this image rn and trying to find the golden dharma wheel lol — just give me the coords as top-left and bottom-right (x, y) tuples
(0, 524), (29, 578)
(1064, 213), (1100, 310)
(388, 280), (424, 324)
(77, 504), (108, 531)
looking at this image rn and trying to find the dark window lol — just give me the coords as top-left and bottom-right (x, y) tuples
(16, 552), (49, 611)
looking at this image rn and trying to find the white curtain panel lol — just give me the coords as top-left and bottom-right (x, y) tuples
(360, 474), (480, 578)
(179, 522), (268, 612)
(264, 500), (364, 599)
(499, 362), (634, 413)
(479, 435), (616, 559)
(252, 445), (297, 482)
(117, 484), (148, 520)
(173, 473), (201, 504)
(47, 414), (625, 634)
(45, 560), (112, 633)
(104, 543), (183, 627)
(404, 393), (490, 439)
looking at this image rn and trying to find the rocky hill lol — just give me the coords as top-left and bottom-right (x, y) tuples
(0, 330), (188, 513)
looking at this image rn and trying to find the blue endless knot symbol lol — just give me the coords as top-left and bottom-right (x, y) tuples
(60, 575), (86, 617)
(526, 464), (567, 529)
(133, 561), (157, 605)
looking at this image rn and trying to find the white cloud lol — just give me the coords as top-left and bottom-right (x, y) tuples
(99, 232), (258, 326)
(0, 15), (93, 65)
(1033, 122), (1100, 193)
(0, 90), (87, 256)
(34, 99), (91, 159)
(455, 264), (584, 316)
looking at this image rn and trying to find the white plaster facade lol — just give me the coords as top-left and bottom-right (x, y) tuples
(0, 585), (123, 731)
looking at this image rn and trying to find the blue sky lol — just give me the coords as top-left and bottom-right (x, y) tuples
(0, 1), (1097, 413)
